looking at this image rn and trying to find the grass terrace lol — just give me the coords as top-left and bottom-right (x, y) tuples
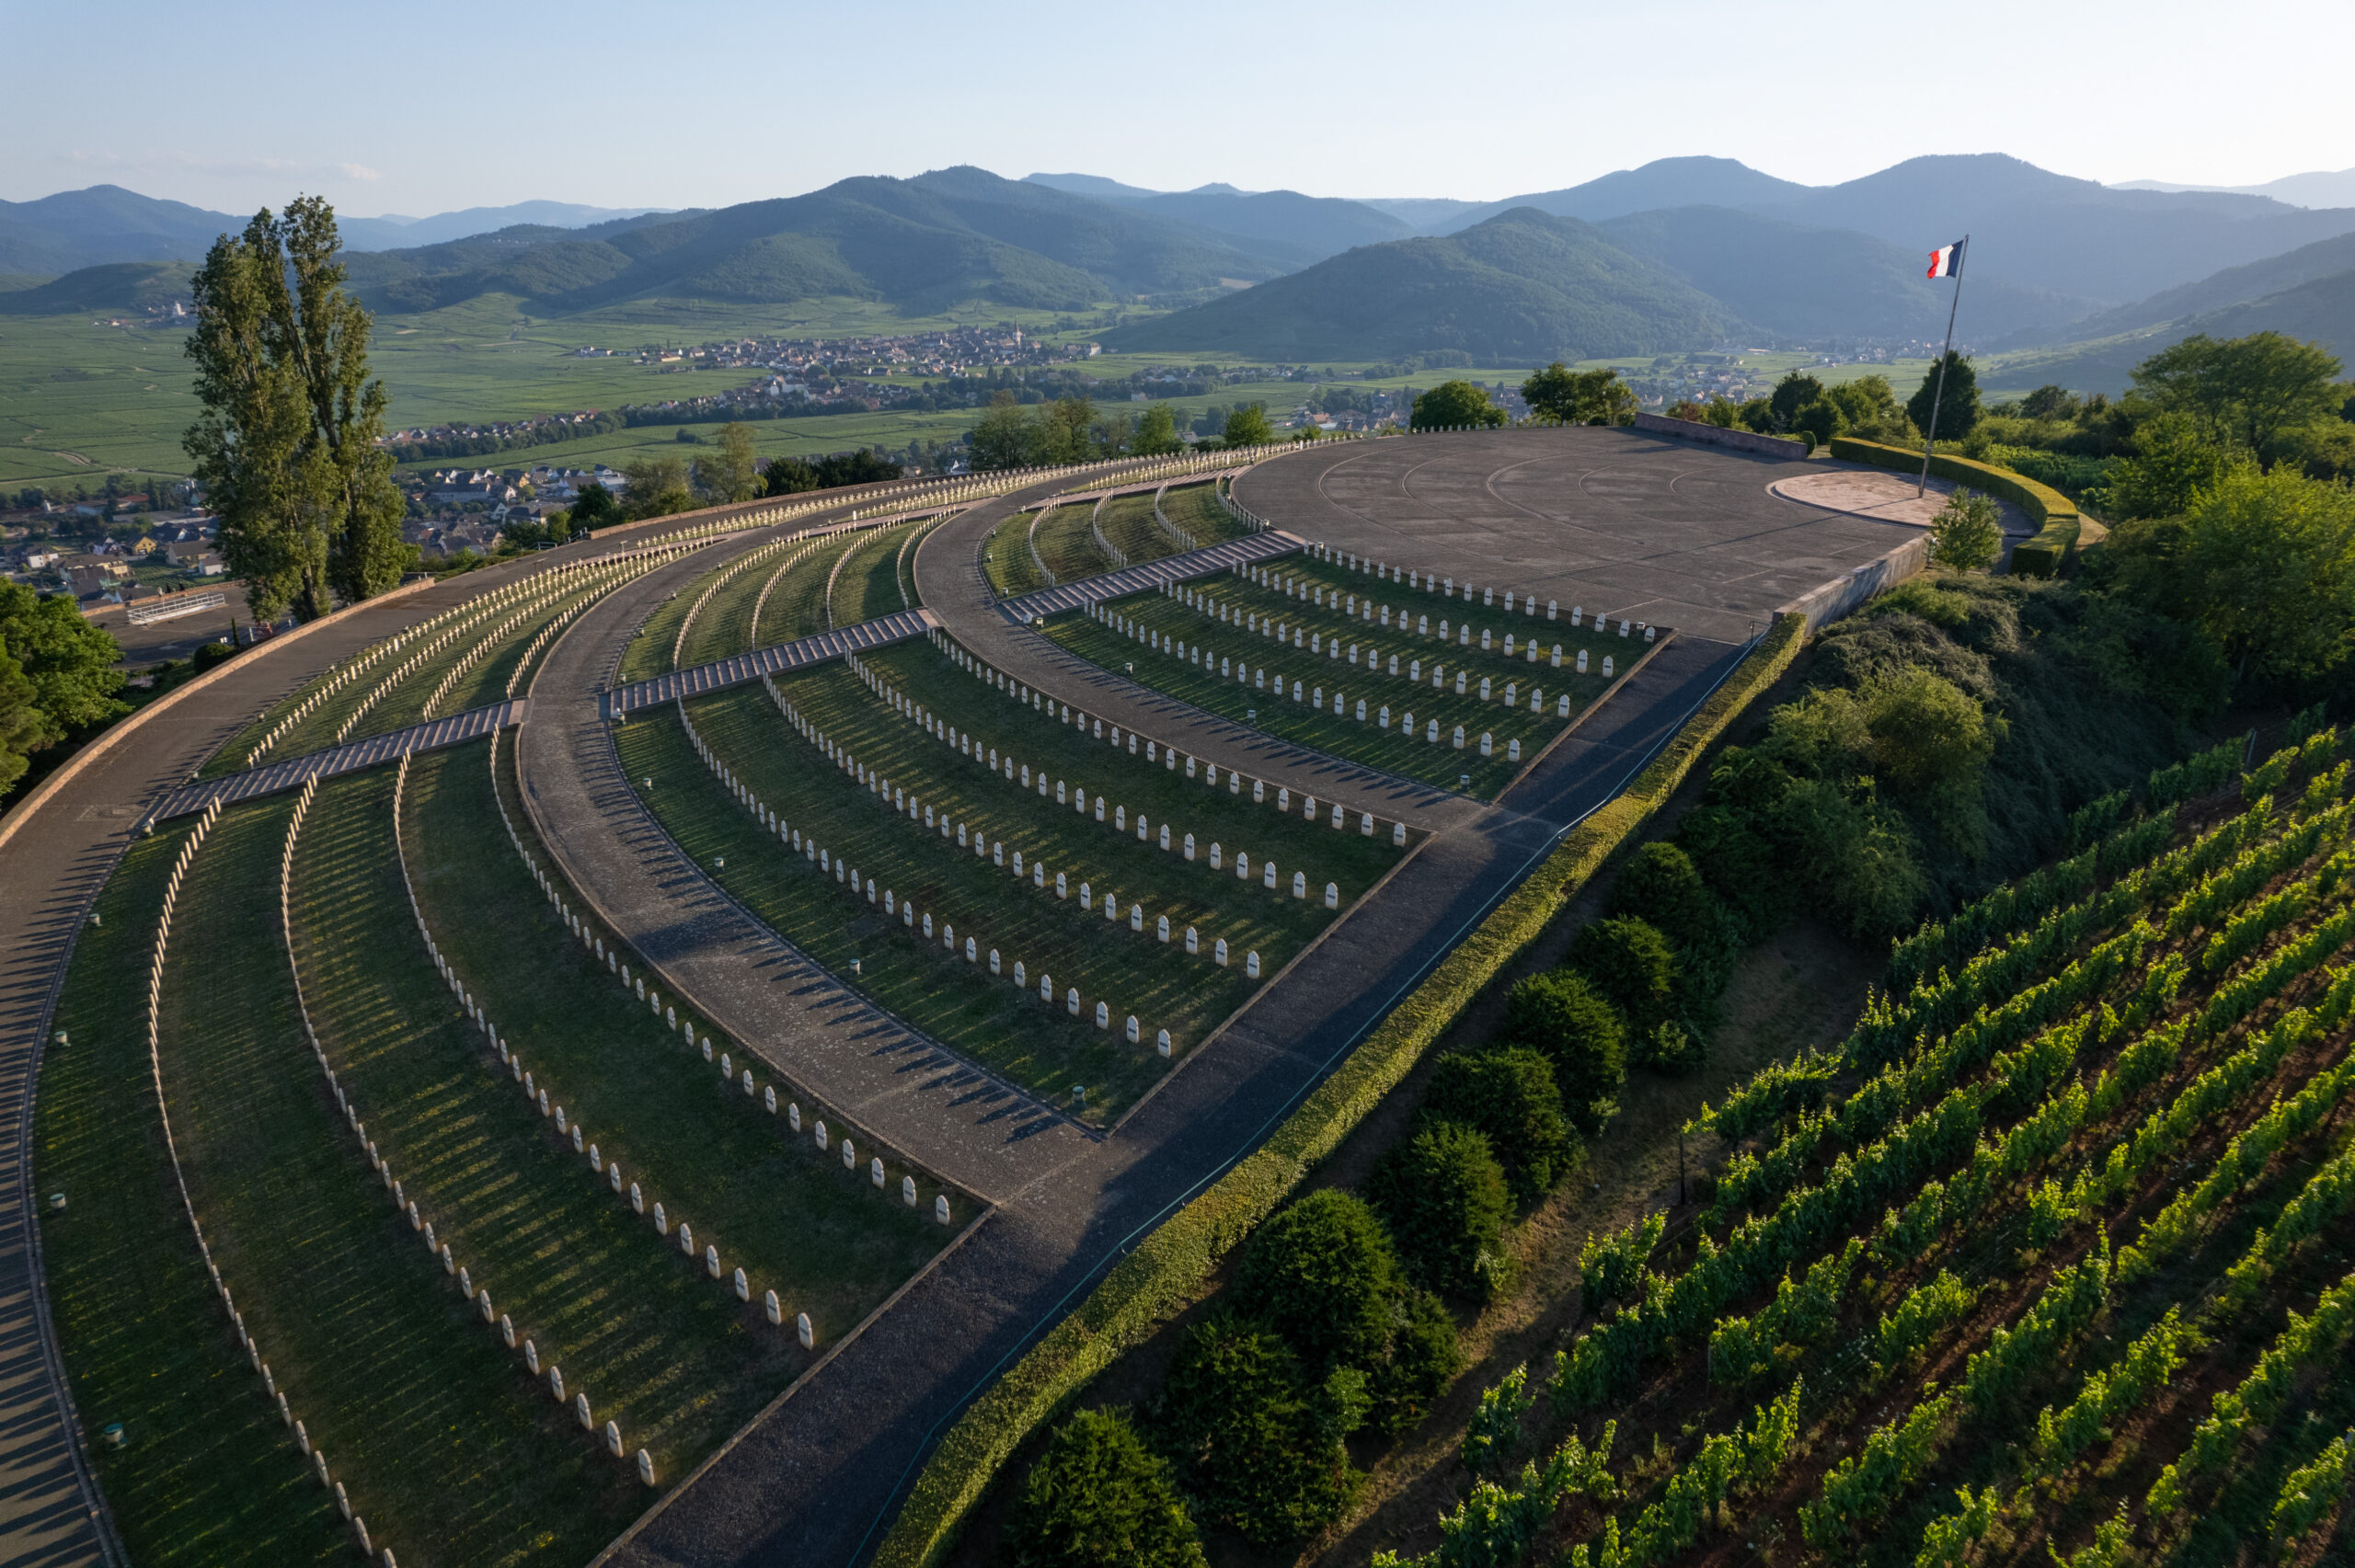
(615, 635), (1406, 1121)
(982, 505), (1049, 600)
(826, 516), (925, 628)
(1031, 500), (1109, 585)
(430, 738), (946, 1350)
(1156, 479), (1250, 550)
(1091, 491), (1171, 567)
(203, 558), (638, 776)
(1042, 551), (1629, 797)
(144, 793), (630, 1566)
(37, 824), (352, 1565)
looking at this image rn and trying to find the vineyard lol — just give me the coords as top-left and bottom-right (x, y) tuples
(1374, 721), (2355, 1568)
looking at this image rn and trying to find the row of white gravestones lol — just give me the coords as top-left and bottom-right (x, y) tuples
(385, 766), (672, 1491)
(171, 811), (423, 1553)
(762, 672), (1246, 999)
(700, 689), (1192, 1061)
(925, 634), (1417, 863)
(631, 709), (965, 1230)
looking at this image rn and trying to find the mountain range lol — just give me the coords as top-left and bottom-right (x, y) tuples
(6, 156), (2355, 392)
(0, 186), (661, 276)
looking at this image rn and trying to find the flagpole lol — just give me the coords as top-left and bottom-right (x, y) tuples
(1918, 233), (1968, 498)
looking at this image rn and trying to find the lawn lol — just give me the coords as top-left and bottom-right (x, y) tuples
(37, 823), (352, 1567)
(201, 559), (627, 775)
(420, 738), (945, 1348)
(1042, 553), (1625, 796)
(827, 517), (924, 627)
(1031, 500), (1109, 584)
(640, 521), (902, 681)
(151, 792), (630, 1568)
(1093, 491), (1180, 567)
(615, 635), (1404, 1120)
(1155, 480), (1248, 548)
(982, 508), (1049, 599)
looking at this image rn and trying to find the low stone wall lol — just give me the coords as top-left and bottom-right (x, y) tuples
(1631, 411), (1809, 461)
(1780, 531), (1932, 633)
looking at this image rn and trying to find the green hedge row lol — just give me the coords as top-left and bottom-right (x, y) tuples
(1828, 436), (2082, 578)
(873, 612), (1812, 1568)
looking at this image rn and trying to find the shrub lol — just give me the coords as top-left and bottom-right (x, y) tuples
(1154, 1319), (1359, 1549)
(1005, 1407), (1207, 1568)
(1610, 841), (1743, 1011)
(1371, 1288), (1462, 1436)
(1928, 487), (2004, 574)
(1367, 1122), (1512, 1300)
(1498, 970), (1626, 1132)
(1422, 1048), (1575, 1202)
(1568, 916), (1680, 1035)
(1232, 1189), (1404, 1373)
(1637, 1020), (1706, 1076)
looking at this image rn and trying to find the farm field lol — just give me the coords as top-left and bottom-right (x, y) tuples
(993, 717), (2355, 1568)
(615, 633), (1407, 1122)
(3, 263), (1927, 494)
(1043, 551), (1623, 797)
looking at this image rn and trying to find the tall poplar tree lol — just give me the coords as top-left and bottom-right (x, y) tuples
(184, 197), (408, 621)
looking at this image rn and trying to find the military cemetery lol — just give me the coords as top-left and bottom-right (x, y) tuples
(5, 22), (2354, 1568)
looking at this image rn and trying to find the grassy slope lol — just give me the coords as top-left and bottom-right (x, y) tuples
(1046, 558), (1618, 796)
(427, 739), (943, 1343)
(202, 571), (611, 776)
(1156, 480), (1248, 547)
(1094, 492), (1178, 567)
(156, 794), (622, 1568)
(616, 639), (1400, 1118)
(982, 509), (1047, 599)
(828, 520), (919, 628)
(37, 823), (350, 1567)
(1031, 501), (1109, 584)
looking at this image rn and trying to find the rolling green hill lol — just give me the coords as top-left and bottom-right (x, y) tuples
(1102, 208), (1744, 362)
(0, 260), (195, 315)
(2005, 228), (2355, 349)
(1987, 265), (2355, 395)
(339, 167), (1276, 315)
(1593, 206), (2096, 344)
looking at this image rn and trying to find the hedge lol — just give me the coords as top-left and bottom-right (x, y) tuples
(1828, 437), (2082, 578)
(872, 612), (1811, 1568)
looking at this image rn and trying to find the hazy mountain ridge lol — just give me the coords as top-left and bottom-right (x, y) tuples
(331, 167), (1281, 314)
(1992, 265), (2355, 395)
(1101, 208), (1745, 361)
(0, 185), (673, 275)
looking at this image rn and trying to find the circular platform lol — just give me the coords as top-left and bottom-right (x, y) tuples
(1233, 427), (1938, 644)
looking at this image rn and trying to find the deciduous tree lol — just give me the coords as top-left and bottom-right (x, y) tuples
(694, 420), (760, 504)
(1521, 364), (1636, 427)
(1907, 352), (1982, 443)
(1413, 380), (1507, 430)
(2131, 330), (2343, 460)
(183, 196), (408, 621)
(1926, 487), (2004, 574)
(1223, 402), (1276, 446)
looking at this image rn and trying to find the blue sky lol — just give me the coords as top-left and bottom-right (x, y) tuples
(6, 0), (2348, 214)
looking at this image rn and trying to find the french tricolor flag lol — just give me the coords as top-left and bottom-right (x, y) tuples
(1927, 238), (1966, 280)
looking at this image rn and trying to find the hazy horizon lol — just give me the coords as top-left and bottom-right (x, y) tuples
(6, 0), (2349, 217)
